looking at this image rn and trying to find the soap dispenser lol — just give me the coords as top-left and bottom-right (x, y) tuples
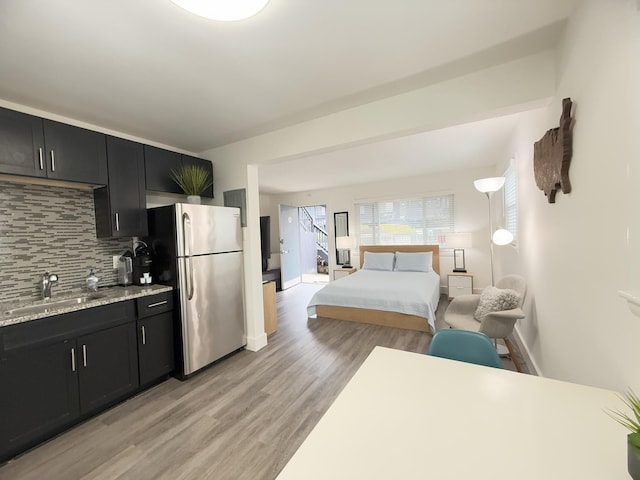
(86, 268), (99, 292)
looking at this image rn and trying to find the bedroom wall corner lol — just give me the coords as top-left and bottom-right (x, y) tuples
(498, 0), (640, 391)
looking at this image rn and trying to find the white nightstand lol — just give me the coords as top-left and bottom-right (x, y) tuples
(447, 272), (473, 299)
(333, 267), (356, 280)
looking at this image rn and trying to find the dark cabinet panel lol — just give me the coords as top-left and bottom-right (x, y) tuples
(42, 119), (108, 185)
(0, 300), (140, 462)
(136, 291), (175, 385)
(144, 146), (213, 198)
(0, 107), (45, 177)
(144, 145), (182, 194)
(0, 106), (108, 184)
(78, 322), (139, 415)
(137, 311), (175, 385)
(181, 154), (214, 198)
(94, 136), (148, 238)
(0, 338), (80, 461)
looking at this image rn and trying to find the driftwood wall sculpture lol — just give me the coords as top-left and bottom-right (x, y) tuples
(533, 97), (574, 203)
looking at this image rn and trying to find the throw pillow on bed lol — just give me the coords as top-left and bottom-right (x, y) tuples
(474, 286), (521, 321)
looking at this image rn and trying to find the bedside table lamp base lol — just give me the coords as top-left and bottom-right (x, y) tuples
(453, 248), (466, 273)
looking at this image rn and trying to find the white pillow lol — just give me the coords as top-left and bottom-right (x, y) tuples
(362, 252), (395, 271)
(394, 251), (433, 272)
(474, 286), (521, 321)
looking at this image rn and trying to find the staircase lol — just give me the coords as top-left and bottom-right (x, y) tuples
(300, 207), (328, 269)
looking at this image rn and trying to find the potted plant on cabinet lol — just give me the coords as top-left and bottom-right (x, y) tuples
(609, 389), (640, 479)
(170, 164), (213, 204)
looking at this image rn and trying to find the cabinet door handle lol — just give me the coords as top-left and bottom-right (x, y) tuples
(71, 347), (76, 372)
(50, 150), (56, 171)
(82, 344), (87, 367)
(147, 300), (167, 308)
(38, 148), (44, 170)
(141, 325), (146, 345)
(115, 213), (120, 231)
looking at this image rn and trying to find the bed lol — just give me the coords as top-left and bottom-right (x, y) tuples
(307, 245), (441, 333)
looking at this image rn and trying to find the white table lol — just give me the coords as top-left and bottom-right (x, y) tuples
(277, 346), (628, 479)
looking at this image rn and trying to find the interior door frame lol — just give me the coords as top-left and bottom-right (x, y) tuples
(278, 204), (301, 290)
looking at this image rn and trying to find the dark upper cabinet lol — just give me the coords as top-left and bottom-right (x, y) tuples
(181, 154), (214, 198)
(144, 145), (182, 194)
(42, 120), (108, 184)
(0, 106), (108, 185)
(0, 107), (45, 177)
(94, 136), (148, 238)
(144, 146), (213, 198)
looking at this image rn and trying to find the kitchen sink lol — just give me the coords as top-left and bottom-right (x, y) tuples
(3, 293), (107, 317)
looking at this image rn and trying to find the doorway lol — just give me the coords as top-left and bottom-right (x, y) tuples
(299, 205), (329, 285)
(279, 204), (329, 290)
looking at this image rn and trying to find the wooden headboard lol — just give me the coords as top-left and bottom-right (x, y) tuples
(358, 245), (440, 275)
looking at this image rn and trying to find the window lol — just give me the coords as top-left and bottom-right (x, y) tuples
(503, 164), (517, 243)
(356, 194), (454, 246)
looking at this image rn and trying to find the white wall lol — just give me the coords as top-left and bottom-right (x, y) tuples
(261, 165), (498, 290)
(497, 0), (640, 391)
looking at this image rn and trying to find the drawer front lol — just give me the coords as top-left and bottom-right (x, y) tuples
(448, 275), (472, 297)
(136, 291), (173, 319)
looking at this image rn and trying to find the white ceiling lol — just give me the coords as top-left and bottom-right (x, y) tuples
(0, 0), (579, 193)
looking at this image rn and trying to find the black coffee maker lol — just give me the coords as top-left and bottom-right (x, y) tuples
(133, 243), (153, 285)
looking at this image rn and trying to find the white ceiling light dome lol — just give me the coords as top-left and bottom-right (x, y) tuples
(170, 0), (270, 21)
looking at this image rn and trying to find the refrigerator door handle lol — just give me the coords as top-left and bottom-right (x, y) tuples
(187, 256), (195, 300)
(182, 212), (192, 257)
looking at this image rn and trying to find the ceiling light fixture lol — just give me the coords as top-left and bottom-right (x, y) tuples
(170, 0), (270, 21)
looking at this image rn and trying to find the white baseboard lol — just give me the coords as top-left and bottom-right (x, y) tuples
(245, 332), (268, 352)
(512, 325), (542, 376)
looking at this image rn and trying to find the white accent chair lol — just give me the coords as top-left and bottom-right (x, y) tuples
(444, 274), (527, 372)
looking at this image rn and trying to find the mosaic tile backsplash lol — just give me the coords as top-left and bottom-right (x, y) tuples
(0, 180), (132, 302)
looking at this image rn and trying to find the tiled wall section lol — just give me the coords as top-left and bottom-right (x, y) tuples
(0, 181), (131, 302)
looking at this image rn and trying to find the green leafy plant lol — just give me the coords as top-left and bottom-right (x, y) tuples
(170, 164), (213, 196)
(609, 389), (640, 451)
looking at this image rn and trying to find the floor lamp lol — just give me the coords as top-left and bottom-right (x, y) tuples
(474, 177), (514, 356)
(473, 177), (506, 286)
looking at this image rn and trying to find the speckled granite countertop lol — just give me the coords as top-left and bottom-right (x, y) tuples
(0, 284), (173, 328)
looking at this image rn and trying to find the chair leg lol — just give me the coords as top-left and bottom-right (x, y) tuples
(504, 338), (523, 373)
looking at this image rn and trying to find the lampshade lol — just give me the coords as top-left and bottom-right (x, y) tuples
(171, 0), (269, 21)
(473, 177), (506, 193)
(492, 229), (514, 246)
(445, 232), (472, 249)
(336, 236), (356, 250)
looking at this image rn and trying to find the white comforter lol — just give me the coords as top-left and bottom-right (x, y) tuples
(307, 269), (441, 332)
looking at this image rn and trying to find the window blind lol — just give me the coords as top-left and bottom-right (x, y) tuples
(356, 194), (454, 246)
(504, 165), (517, 242)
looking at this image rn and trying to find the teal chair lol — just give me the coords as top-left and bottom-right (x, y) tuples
(428, 329), (503, 369)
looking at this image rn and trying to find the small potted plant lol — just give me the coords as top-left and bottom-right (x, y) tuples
(170, 164), (213, 204)
(609, 389), (640, 479)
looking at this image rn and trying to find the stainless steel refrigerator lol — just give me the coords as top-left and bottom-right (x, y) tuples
(146, 203), (245, 378)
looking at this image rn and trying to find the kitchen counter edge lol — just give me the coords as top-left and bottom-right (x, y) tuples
(0, 285), (173, 328)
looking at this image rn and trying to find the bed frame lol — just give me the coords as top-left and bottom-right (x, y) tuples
(315, 245), (440, 332)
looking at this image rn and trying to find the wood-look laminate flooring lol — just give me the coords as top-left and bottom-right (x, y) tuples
(0, 283), (527, 480)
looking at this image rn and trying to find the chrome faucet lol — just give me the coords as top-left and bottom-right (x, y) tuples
(41, 272), (59, 300)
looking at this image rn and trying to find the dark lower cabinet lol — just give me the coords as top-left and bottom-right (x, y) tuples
(0, 301), (140, 463)
(136, 291), (175, 386)
(137, 311), (175, 385)
(78, 322), (139, 415)
(0, 339), (80, 460)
